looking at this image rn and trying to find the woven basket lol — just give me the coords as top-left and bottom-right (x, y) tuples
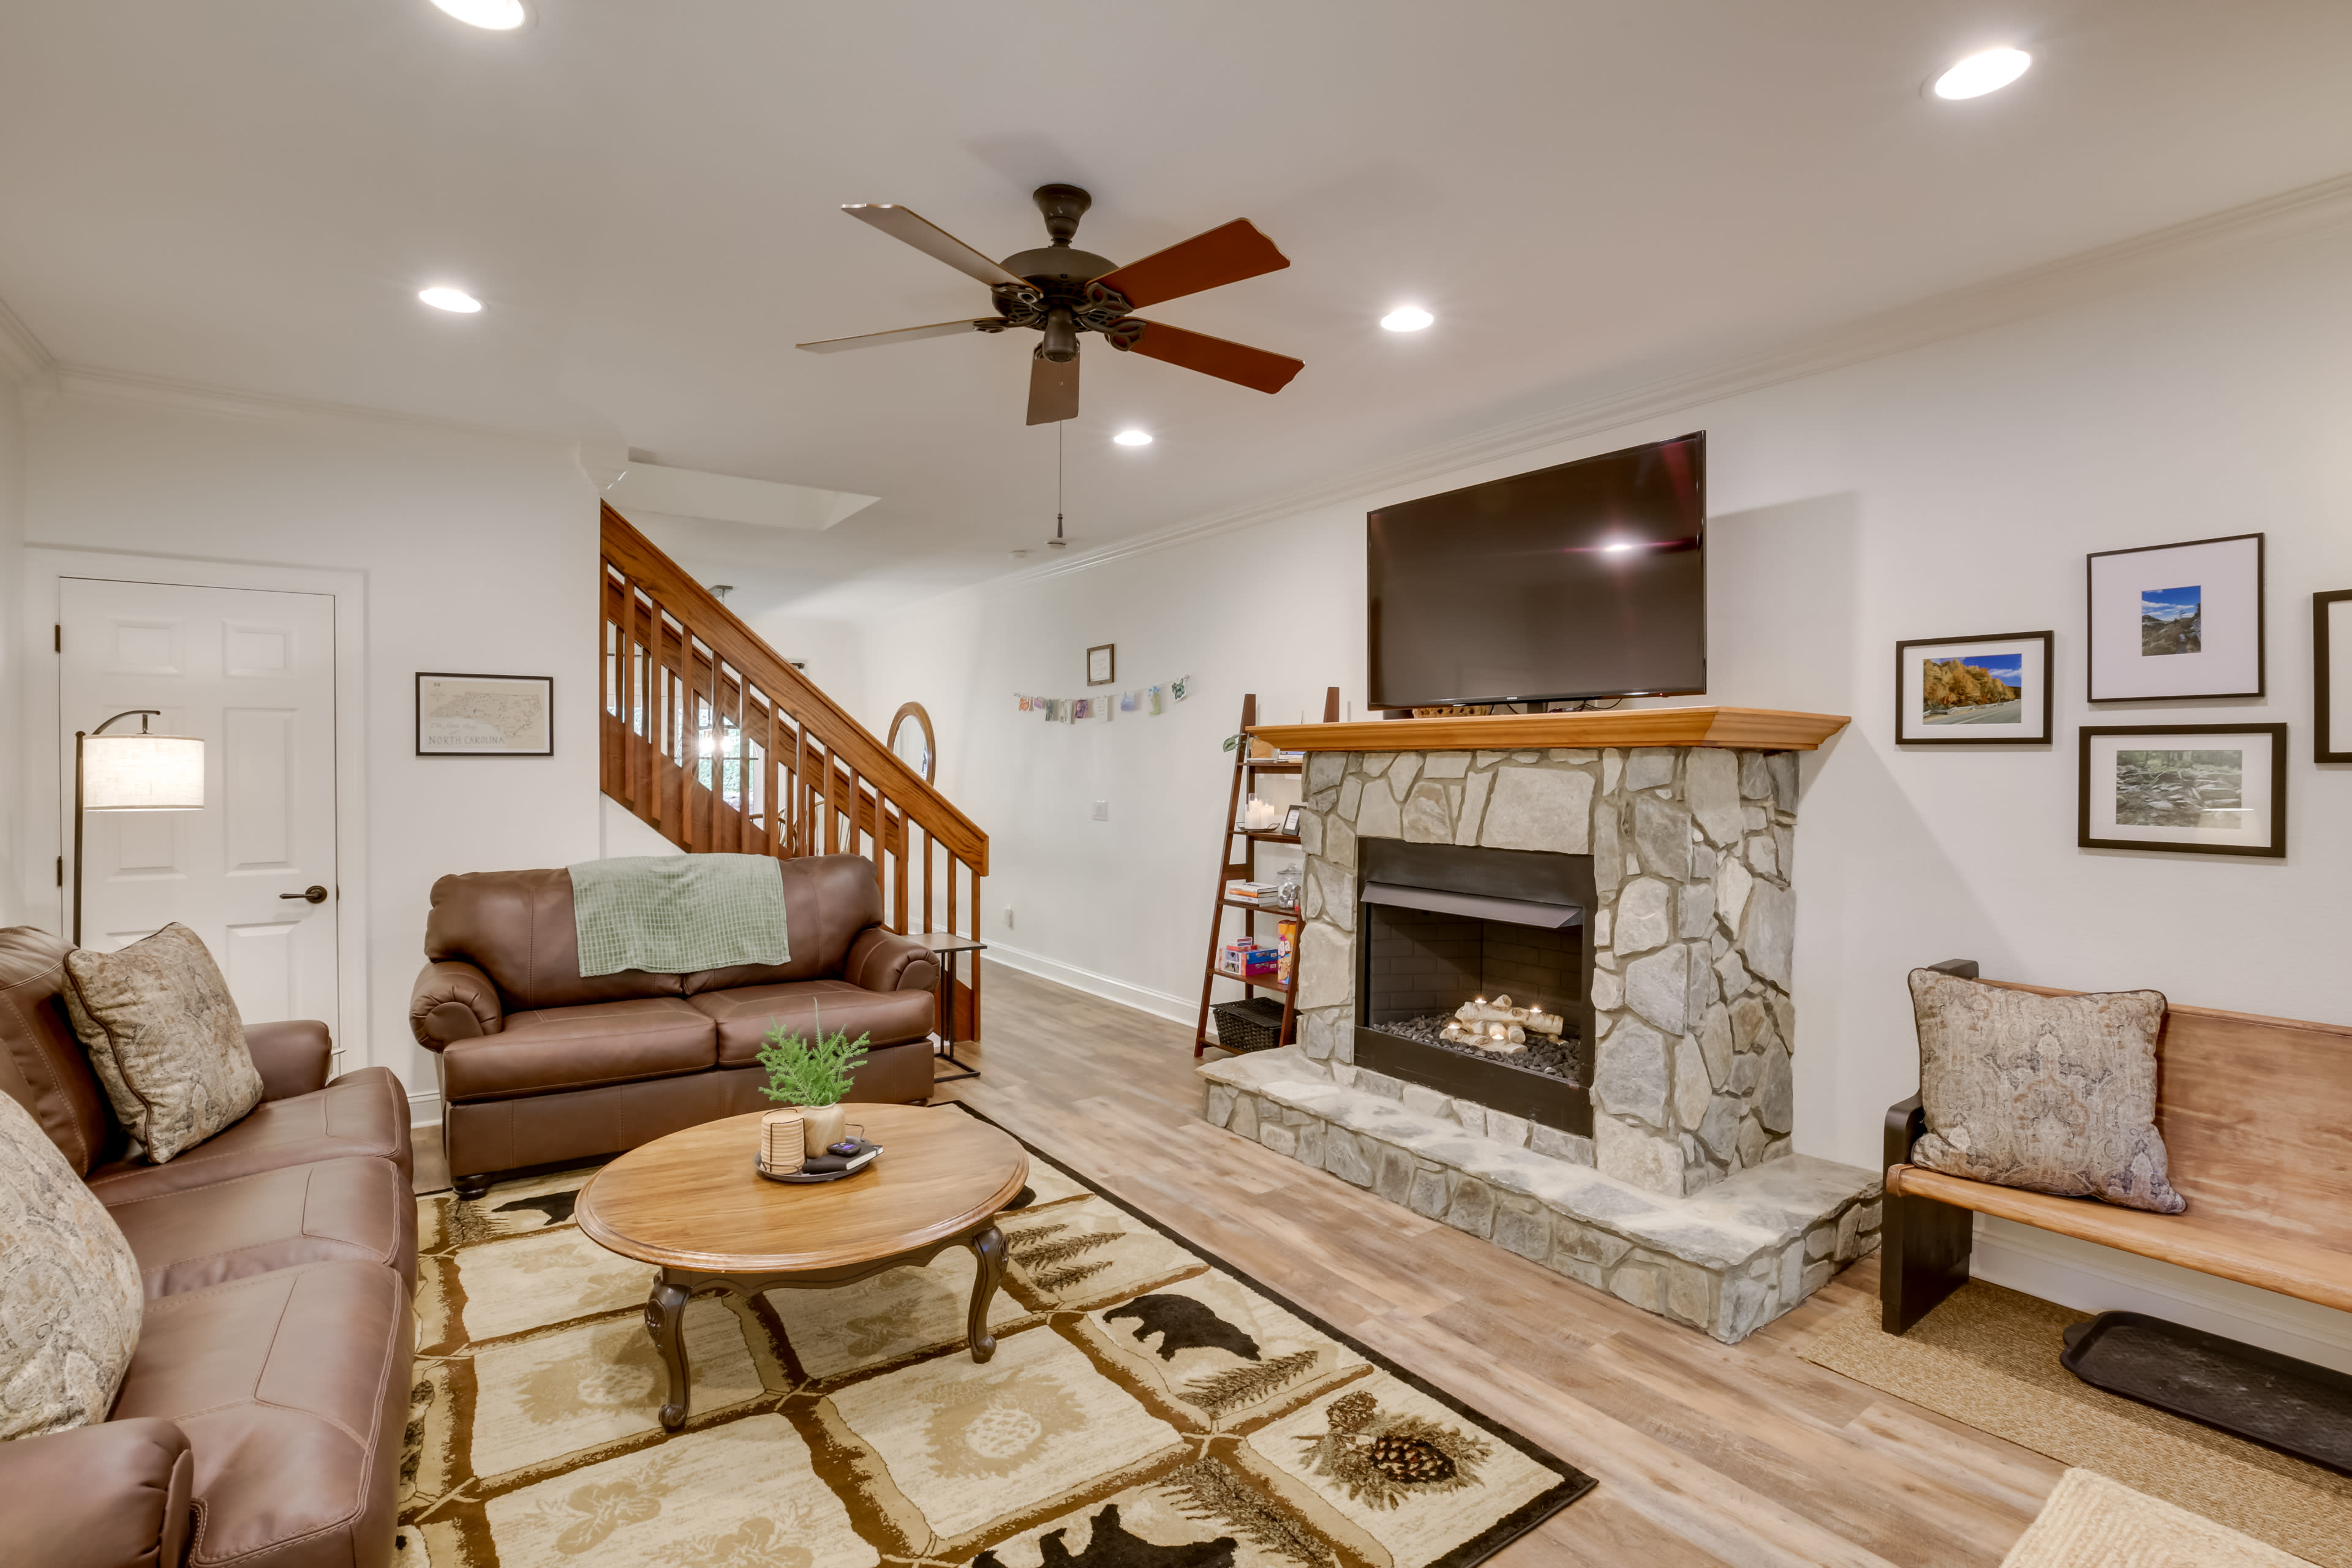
(1212, 997), (1287, 1053)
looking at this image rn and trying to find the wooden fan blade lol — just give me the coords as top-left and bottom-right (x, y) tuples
(1088, 219), (1289, 309)
(1027, 349), (1080, 426)
(1110, 320), (1302, 394)
(796, 320), (1000, 353)
(843, 204), (1029, 290)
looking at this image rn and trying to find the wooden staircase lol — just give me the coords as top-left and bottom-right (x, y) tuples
(599, 503), (989, 1039)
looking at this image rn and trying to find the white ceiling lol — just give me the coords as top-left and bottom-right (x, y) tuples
(7, 2), (2352, 620)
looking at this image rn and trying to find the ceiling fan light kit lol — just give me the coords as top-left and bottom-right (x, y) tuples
(801, 185), (1305, 424)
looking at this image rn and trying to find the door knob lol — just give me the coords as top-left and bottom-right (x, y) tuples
(280, 885), (330, 905)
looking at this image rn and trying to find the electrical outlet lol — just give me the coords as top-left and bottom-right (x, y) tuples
(1002, 905), (1014, 929)
(1091, 800), (1109, 821)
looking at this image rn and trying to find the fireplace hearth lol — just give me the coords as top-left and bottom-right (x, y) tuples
(1354, 839), (1593, 1137)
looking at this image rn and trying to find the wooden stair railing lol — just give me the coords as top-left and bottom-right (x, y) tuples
(598, 502), (989, 1041)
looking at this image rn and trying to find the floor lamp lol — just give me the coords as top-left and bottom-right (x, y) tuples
(73, 709), (206, 946)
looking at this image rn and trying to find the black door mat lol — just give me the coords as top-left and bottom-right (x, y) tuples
(2062, 1310), (2352, 1474)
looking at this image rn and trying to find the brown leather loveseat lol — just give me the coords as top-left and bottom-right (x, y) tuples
(410, 853), (940, 1197)
(0, 927), (416, 1568)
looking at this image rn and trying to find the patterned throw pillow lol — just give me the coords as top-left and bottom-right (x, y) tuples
(1907, 968), (2185, 1213)
(61, 924), (263, 1164)
(0, 1091), (143, 1438)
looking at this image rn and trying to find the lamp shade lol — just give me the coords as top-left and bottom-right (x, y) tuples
(83, 734), (206, 810)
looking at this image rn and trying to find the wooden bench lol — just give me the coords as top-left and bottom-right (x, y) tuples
(1881, 959), (2352, 1335)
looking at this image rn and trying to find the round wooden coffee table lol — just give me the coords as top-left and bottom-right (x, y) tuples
(575, 1102), (1028, 1430)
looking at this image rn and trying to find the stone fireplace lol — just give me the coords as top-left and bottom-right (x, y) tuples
(1199, 709), (1881, 1343)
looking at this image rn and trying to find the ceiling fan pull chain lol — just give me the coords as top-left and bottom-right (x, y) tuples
(1048, 421), (1068, 549)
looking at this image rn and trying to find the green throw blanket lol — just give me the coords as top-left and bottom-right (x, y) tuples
(567, 854), (790, 978)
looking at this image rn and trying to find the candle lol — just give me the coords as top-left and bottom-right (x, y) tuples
(760, 1109), (805, 1175)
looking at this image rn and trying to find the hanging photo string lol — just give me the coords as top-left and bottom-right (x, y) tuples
(1016, 675), (1193, 723)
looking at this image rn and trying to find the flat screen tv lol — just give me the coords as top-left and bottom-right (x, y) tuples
(1368, 432), (1706, 709)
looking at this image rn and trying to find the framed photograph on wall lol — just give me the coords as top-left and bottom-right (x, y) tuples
(416, 673), (554, 756)
(2316, 590), (2352, 763)
(2079, 723), (2285, 858)
(1086, 643), (1116, 686)
(2086, 533), (2263, 701)
(1894, 630), (2052, 744)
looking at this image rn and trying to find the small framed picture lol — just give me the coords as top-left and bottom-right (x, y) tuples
(2087, 533), (2263, 701)
(2316, 590), (2352, 763)
(1894, 631), (2052, 744)
(1086, 644), (1116, 686)
(1281, 804), (1303, 837)
(2079, 723), (2285, 858)
(416, 673), (554, 756)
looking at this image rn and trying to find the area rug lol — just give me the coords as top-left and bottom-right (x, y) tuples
(1801, 1282), (2350, 1567)
(2001, 1469), (2317, 1567)
(396, 1109), (1594, 1566)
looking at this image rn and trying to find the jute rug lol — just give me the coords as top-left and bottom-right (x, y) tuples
(2002, 1469), (2316, 1567)
(1801, 1282), (2350, 1567)
(396, 1111), (1593, 1566)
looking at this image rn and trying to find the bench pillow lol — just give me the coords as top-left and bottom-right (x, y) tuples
(61, 924), (263, 1164)
(1907, 968), (2185, 1214)
(0, 1090), (143, 1437)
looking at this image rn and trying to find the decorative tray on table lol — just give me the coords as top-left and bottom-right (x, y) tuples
(756, 1139), (883, 1184)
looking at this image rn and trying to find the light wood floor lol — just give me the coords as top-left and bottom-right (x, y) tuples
(415, 963), (2063, 1566)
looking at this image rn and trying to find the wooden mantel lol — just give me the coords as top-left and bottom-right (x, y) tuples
(1247, 705), (1850, 753)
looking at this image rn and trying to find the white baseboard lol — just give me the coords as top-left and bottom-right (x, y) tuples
(1972, 1214), (2352, 1376)
(979, 940), (1199, 1030)
(407, 1090), (443, 1129)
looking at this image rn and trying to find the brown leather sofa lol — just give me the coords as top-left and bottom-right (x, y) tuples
(410, 853), (940, 1197)
(0, 927), (415, 1568)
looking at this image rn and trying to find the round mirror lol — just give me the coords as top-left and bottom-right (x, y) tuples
(888, 702), (935, 784)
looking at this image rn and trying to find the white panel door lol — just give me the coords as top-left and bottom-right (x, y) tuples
(61, 578), (339, 1025)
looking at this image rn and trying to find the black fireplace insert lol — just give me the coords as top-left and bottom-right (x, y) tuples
(1355, 839), (1594, 1137)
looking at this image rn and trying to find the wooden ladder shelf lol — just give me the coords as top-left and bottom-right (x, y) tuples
(1193, 687), (1339, 1057)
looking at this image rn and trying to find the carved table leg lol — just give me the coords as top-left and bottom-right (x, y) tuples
(645, 1274), (693, 1430)
(966, 1224), (1007, 1363)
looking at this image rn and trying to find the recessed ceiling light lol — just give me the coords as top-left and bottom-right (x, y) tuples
(1381, 306), (1434, 333)
(1113, 429), (1153, 447)
(418, 286), (483, 314)
(431, 0), (526, 29)
(1601, 541), (1637, 554)
(1932, 47), (2031, 100)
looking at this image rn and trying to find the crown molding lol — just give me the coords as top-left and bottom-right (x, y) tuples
(967, 168), (2352, 601)
(0, 293), (59, 389)
(49, 362), (575, 450)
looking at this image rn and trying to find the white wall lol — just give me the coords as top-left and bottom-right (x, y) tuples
(20, 390), (603, 1116)
(742, 611), (868, 724)
(857, 535), (1342, 1019)
(0, 389), (23, 925)
(859, 222), (2352, 1365)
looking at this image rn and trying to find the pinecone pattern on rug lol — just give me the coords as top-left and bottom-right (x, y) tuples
(1296, 1389), (1494, 1510)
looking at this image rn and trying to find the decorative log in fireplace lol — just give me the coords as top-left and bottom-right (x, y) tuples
(1355, 840), (1595, 1138)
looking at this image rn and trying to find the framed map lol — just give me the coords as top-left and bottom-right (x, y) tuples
(416, 672), (553, 756)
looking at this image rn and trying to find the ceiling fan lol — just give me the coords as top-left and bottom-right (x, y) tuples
(796, 184), (1305, 425)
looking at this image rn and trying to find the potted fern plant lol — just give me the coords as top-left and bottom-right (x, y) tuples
(756, 1012), (870, 1157)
